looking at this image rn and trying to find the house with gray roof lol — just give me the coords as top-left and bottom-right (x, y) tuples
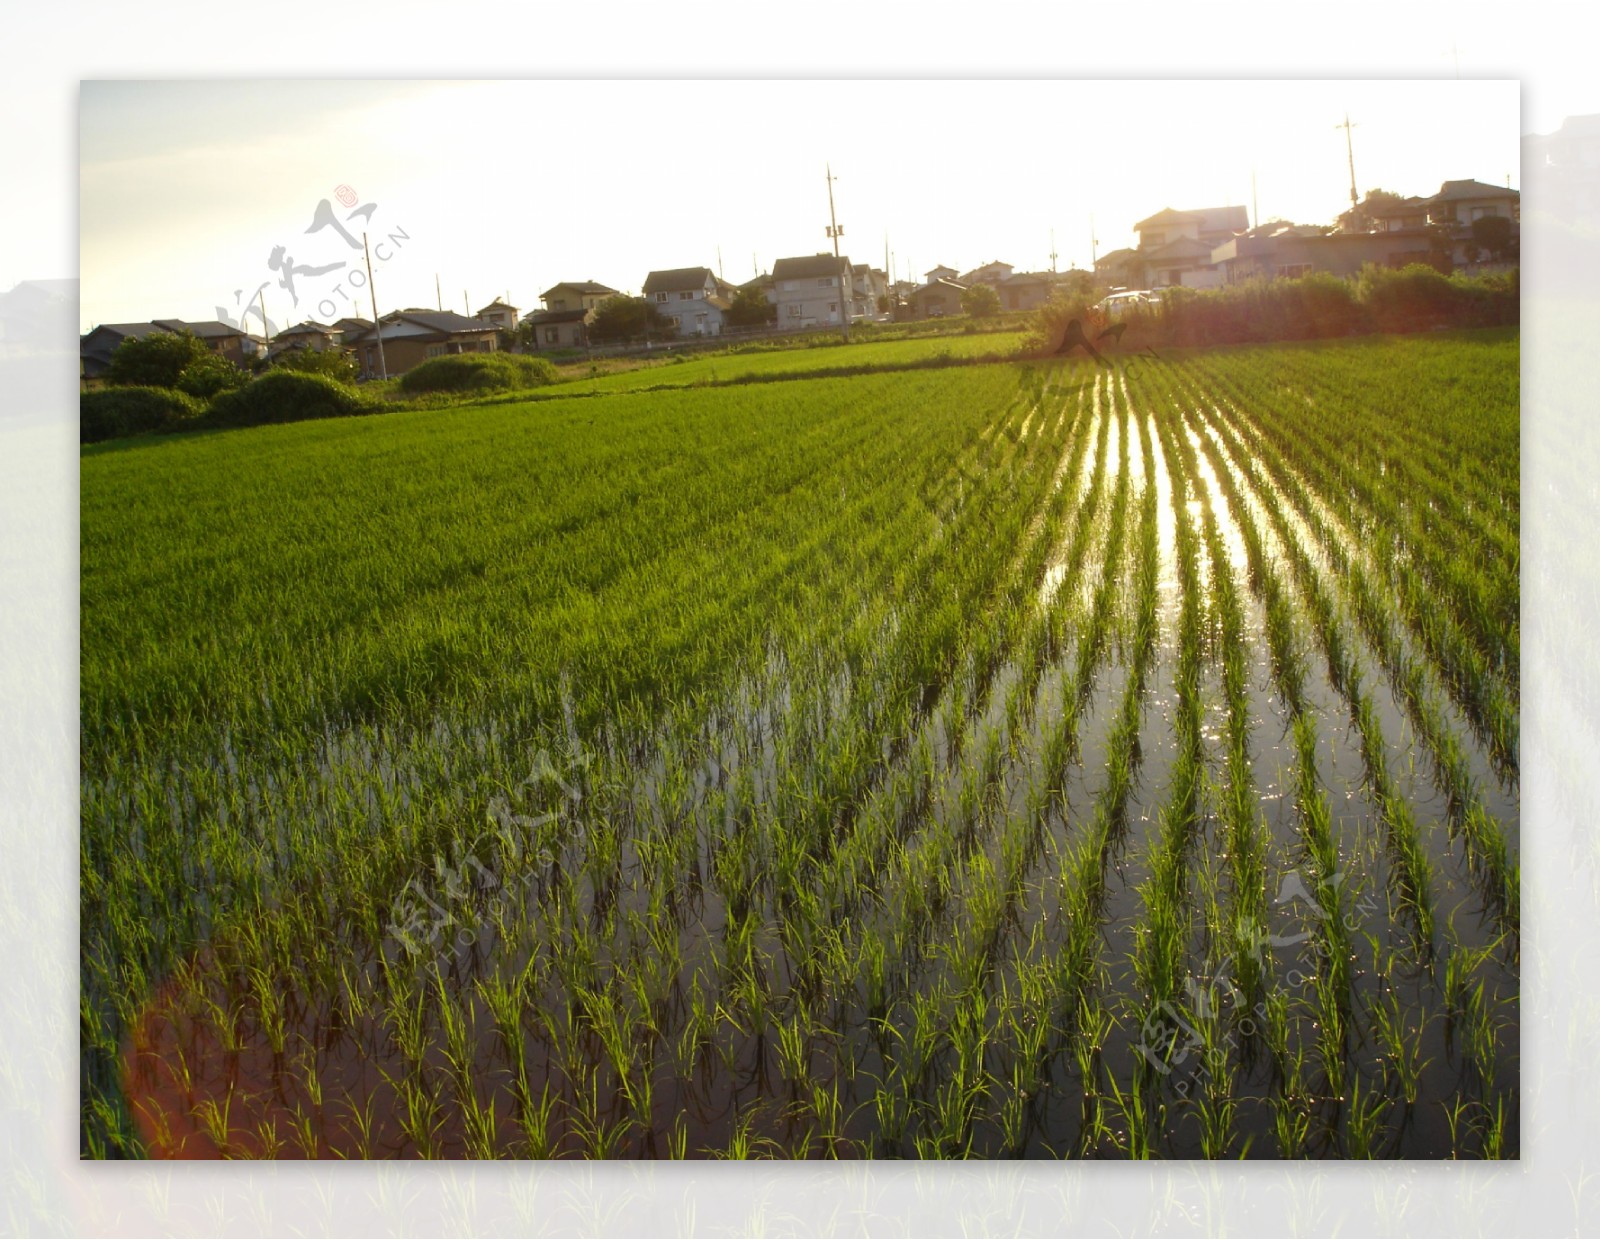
(642, 267), (732, 336)
(342, 309), (498, 379)
(524, 281), (622, 351)
(771, 254), (855, 329)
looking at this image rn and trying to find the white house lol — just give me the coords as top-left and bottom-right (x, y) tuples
(850, 264), (889, 320)
(772, 253), (856, 329)
(641, 267), (732, 336)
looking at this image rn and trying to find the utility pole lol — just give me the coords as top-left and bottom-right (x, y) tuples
(1252, 169), (1259, 231)
(257, 286), (270, 361)
(363, 232), (387, 381)
(435, 273), (442, 311)
(717, 246), (724, 282)
(1337, 113), (1360, 214)
(1049, 229), (1058, 274)
(825, 162), (849, 343)
(1090, 214), (1098, 270)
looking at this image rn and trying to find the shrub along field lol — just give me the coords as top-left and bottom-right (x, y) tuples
(82, 329), (1518, 1159)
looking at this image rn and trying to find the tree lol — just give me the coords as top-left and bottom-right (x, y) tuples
(272, 345), (359, 385)
(961, 283), (1001, 318)
(105, 329), (214, 388)
(1470, 214), (1516, 263)
(726, 285), (777, 328)
(588, 295), (675, 342)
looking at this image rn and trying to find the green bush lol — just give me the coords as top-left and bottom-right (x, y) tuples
(272, 346), (360, 385)
(207, 370), (366, 428)
(398, 352), (559, 395)
(175, 351), (251, 402)
(105, 330), (214, 389)
(80, 385), (205, 443)
(1357, 262), (1462, 332)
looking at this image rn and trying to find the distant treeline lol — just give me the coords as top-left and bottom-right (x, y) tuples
(1034, 263), (1518, 354)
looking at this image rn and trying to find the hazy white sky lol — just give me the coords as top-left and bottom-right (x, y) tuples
(79, 78), (1518, 333)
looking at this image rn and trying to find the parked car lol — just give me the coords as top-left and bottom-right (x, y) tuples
(1095, 289), (1162, 318)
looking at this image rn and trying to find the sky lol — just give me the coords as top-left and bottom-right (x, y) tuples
(78, 78), (1521, 334)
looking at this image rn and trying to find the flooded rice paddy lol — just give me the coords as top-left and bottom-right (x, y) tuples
(85, 335), (1520, 1159)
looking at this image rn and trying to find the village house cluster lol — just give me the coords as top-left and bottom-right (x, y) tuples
(71, 175), (1520, 382)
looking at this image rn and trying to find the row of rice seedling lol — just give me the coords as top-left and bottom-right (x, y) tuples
(1181, 367), (1518, 939)
(1219, 365), (1519, 783)
(1134, 346), (1516, 1156)
(1193, 345), (1519, 736)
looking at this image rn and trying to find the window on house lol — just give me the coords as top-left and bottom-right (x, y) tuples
(1472, 206), (1500, 220)
(1276, 263), (1314, 279)
(679, 291), (694, 300)
(552, 299), (567, 310)
(545, 327), (559, 343)
(655, 292), (668, 303)
(787, 305), (801, 317)
(817, 277), (832, 287)
(829, 303), (837, 314)
(426, 343), (446, 358)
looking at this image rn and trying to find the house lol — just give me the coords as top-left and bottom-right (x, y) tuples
(329, 316), (371, 344)
(994, 271), (1060, 312)
(526, 309), (592, 351)
(475, 299), (519, 333)
(642, 267), (732, 336)
(0, 278), (75, 347)
(1133, 205), (1250, 288)
(1333, 179), (1520, 268)
(1210, 229), (1437, 284)
(850, 264), (889, 320)
(923, 264), (959, 284)
(1094, 248), (1142, 290)
(906, 278), (968, 319)
(1367, 196), (1433, 233)
(957, 260), (1014, 288)
(522, 282), (620, 352)
(343, 309), (498, 379)
(540, 281), (618, 314)
(79, 318), (254, 379)
(1426, 179), (1520, 228)
(269, 320), (342, 358)
(771, 254), (855, 329)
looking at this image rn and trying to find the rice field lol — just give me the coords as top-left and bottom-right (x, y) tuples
(82, 329), (1519, 1159)
(549, 328), (1032, 395)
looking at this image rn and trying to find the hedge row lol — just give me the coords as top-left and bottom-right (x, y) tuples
(1032, 263), (1518, 354)
(82, 353), (560, 444)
